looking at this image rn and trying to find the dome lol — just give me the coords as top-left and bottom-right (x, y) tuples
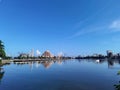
(42, 50), (54, 57)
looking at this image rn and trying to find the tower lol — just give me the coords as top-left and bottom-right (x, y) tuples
(29, 49), (34, 57)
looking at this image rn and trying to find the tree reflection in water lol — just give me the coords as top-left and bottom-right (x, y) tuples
(0, 67), (5, 84)
(114, 71), (120, 90)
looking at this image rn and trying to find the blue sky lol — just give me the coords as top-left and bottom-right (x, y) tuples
(0, 0), (120, 56)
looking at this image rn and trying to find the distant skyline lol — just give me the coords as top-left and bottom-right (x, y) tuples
(0, 0), (120, 56)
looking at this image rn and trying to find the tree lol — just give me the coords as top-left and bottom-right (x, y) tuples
(0, 40), (6, 58)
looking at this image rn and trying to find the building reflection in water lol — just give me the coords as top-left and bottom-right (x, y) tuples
(57, 60), (63, 65)
(0, 59), (120, 85)
(107, 59), (120, 69)
(108, 59), (114, 68)
(76, 59), (120, 69)
(42, 61), (53, 69)
(29, 62), (33, 71)
(35, 61), (41, 68)
(13, 59), (120, 70)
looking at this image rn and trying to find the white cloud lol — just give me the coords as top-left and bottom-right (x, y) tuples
(58, 52), (64, 57)
(73, 19), (120, 38)
(36, 50), (41, 56)
(69, 18), (120, 39)
(69, 26), (106, 39)
(110, 20), (120, 30)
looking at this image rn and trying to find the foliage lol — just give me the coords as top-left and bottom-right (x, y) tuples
(117, 71), (120, 75)
(0, 40), (6, 58)
(114, 82), (120, 90)
(0, 60), (1, 65)
(4, 56), (12, 60)
(114, 71), (120, 90)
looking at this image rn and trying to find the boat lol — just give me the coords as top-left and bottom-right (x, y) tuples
(95, 59), (100, 63)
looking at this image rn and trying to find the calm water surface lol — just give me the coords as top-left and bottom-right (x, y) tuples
(0, 59), (120, 90)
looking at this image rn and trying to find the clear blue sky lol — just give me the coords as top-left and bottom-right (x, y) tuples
(0, 0), (120, 56)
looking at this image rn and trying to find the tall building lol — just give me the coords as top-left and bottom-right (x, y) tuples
(29, 49), (34, 57)
(107, 50), (113, 58)
(31, 49), (34, 57)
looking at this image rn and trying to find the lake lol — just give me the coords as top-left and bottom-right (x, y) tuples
(0, 59), (120, 90)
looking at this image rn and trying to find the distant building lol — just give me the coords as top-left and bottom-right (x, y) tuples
(57, 52), (64, 59)
(19, 53), (29, 58)
(117, 53), (120, 57)
(107, 50), (113, 58)
(42, 50), (54, 58)
(29, 49), (34, 57)
(93, 54), (99, 57)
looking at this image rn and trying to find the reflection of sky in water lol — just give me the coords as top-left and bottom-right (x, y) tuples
(0, 59), (120, 90)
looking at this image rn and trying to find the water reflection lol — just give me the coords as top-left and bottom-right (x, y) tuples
(77, 59), (120, 69)
(107, 59), (120, 69)
(1, 59), (120, 90)
(29, 62), (33, 71)
(13, 60), (65, 69)
(0, 63), (10, 84)
(12, 59), (120, 70)
(0, 67), (5, 84)
(56, 60), (63, 65)
(35, 61), (40, 68)
(42, 61), (53, 69)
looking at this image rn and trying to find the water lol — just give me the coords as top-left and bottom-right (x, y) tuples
(0, 59), (120, 90)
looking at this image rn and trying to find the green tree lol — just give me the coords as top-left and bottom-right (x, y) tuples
(0, 40), (6, 58)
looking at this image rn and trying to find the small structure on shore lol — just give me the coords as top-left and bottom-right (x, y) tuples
(18, 53), (29, 59)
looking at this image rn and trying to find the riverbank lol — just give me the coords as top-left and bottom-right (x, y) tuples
(13, 58), (71, 62)
(0, 58), (71, 65)
(0, 60), (11, 66)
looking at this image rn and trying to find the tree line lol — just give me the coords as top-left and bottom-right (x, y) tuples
(0, 40), (6, 59)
